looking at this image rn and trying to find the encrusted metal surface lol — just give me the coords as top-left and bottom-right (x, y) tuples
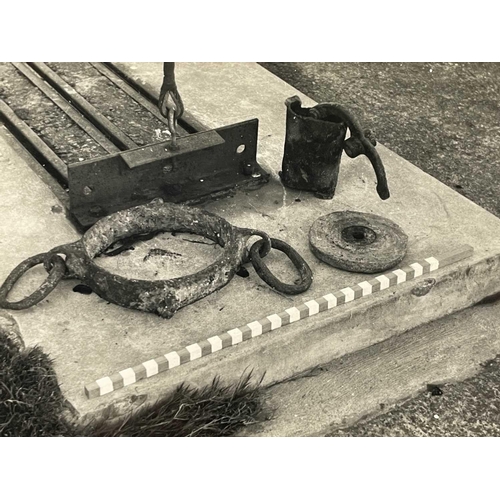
(1, 201), (311, 319)
(249, 237), (313, 295)
(309, 211), (408, 273)
(0, 253), (66, 310)
(280, 95), (390, 200)
(52, 201), (272, 318)
(0, 63), (270, 230)
(69, 119), (269, 228)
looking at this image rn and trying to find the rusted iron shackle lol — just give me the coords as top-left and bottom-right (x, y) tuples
(280, 96), (390, 200)
(0, 201), (312, 319)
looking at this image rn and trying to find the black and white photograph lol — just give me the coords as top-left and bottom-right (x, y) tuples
(1, 3), (498, 498)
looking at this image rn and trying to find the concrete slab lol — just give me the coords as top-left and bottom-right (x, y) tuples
(237, 299), (500, 437)
(1, 63), (500, 422)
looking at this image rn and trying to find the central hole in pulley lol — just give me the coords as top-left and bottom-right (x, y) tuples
(341, 225), (377, 245)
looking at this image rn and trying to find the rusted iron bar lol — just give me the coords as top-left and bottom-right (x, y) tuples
(91, 63), (189, 137)
(0, 98), (69, 181)
(12, 63), (120, 154)
(0, 124), (71, 210)
(28, 62), (138, 151)
(67, 119), (268, 228)
(104, 62), (209, 134)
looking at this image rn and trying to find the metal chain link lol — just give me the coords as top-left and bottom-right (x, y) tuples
(0, 253), (67, 310)
(249, 237), (313, 295)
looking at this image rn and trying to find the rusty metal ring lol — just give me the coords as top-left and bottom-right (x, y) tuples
(249, 237), (313, 295)
(0, 202), (302, 318)
(42, 201), (275, 318)
(249, 230), (272, 258)
(0, 253), (67, 310)
(240, 229), (272, 264)
(43, 251), (68, 273)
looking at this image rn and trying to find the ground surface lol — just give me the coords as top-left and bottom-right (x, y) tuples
(261, 62), (500, 436)
(328, 356), (500, 437)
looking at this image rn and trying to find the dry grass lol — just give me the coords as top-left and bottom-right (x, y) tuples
(0, 329), (265, 437)
(81, 372), (264, 437)
(0, 330), (74, 436)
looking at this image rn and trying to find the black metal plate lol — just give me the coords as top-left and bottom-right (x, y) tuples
(68, 119), (269, 228)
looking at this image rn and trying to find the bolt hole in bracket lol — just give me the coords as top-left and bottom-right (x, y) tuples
(68, 119), (269, 229)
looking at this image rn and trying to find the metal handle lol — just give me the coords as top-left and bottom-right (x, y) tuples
(311, 104), (390, 200)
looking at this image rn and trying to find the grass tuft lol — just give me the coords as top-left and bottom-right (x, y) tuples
(0, 330), (75, 436)
(80, 371), (264, 437)
(0, 329), (265, 437)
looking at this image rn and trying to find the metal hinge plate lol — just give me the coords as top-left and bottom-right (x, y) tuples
(68, 118), (269, 228)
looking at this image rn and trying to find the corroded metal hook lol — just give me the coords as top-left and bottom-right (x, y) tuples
(311, 102), (390, 200)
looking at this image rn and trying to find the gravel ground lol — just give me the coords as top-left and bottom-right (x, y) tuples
(261, 62), (500, 436)
(328, 357), (500, 437)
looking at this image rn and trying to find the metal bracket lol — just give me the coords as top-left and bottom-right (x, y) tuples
(68, 119), (269, 228)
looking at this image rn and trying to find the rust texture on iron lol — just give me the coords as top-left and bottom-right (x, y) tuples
(309, 211), (408, 274)
(0, 201), (313, 319)
(249, 238), (313, 295)
(0, 253), (67, 310)
(279, 96), (390, 200)
(68, 119), (269, 228)
(0, 63), (270, 229)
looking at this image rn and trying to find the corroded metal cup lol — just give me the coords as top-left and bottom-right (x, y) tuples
(280, 96), (348, 199)
(280, 96), (390, 201)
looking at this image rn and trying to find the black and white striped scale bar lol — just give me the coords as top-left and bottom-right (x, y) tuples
(84, 244), (474, 399)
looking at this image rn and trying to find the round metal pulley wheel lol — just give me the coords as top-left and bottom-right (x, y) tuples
(309, 211), (408, 273)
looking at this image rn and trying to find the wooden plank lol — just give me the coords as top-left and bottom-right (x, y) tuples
(243, 300), (500, 436)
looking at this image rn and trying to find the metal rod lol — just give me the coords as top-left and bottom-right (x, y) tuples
(105, 62), (209, 134)
(28, 62), (138, 151)
(0, 98), (69, 181)
(12, 63), (120, 154)
(84, 245), (474, 399)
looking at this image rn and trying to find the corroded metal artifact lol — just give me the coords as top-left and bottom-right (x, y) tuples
(309, 211), (408, 273)
(0, 201), (312, 318)
(280, 96), (390, 200)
